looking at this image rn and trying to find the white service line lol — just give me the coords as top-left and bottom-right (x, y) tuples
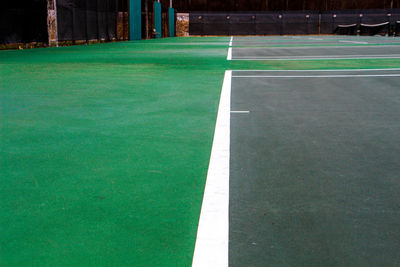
(309, 37), (323, 40)
(229, 36), (233, 47)
(192, 71), (231, 267)
(339, 40), (369, 44)
(232, 74), (400, 78)
(231, 110), (250, 114)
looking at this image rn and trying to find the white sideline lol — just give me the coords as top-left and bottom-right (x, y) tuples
(232, 55), (400, 60)
(227, 47), (232, 60)
(227, 37), (233, 60)
(231, 45), (400, 49)
(192, 71), (231, 267)
(232, 68), (400, 72)
(232, 74), (400, 78)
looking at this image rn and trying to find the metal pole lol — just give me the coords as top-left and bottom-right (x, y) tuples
(145, 0), (149, 38)
(85, 0), (89, 43)
(170, 0), (172, 8)
(47, 0), (53, 47)
(71, 1), (75, 43)
(318, 13), (321, 34)
(96, 0), (100, 40)
(54, 0), (59, 46)
(116, 0), (119, 40)
(106, 0), (110, 41)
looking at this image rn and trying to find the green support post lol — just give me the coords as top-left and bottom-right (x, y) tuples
(129, 0), (141, 40)
(169, 8), (175, 37)
(154, 1), (162, 38)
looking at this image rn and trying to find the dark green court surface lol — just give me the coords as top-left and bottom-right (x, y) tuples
(231, 36), (400, 60)
(232, 37), (400, 48)
(229, 70), (400, 266)
(232, 46), (400, 60)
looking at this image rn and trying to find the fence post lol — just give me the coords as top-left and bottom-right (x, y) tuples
(154, 1), (161, 38)
(47, 0), (59, 47)
(169, 8), (175, 37)
(130, 0), (142, 40)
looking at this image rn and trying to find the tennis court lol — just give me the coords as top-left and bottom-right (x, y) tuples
(1, 35), (400, 266)
(231, 36), (400, 46)
(194, 36), (400, 266)
(229, 36), (400, 60)
(229, 69), (400, 266)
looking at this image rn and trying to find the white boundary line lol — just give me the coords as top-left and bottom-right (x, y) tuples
(231, 45), (400, 49)
(234, 55), (400, 58)
(232, 74), (400, 78)
(231, 110), (250, 114)
(231, 68), (400, 72)
(227, 47), (232, 60)
(192, 71), (231, 267)
(339, 40), (369, 44)
(227, 36), (233, 60)
(232, 56), (400, 61)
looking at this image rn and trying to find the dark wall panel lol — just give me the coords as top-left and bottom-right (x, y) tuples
(0, 0), (48, 44)
(57, 0), (118, 41)
(190, 9), (400, 35)
(255, 13), (282, 35)
(175, 0), (400, 12)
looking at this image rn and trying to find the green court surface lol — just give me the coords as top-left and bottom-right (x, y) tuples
(1, 37), (229, 266)
(1, 36), (400, 266)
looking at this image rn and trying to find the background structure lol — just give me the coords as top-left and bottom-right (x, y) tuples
(174, 0), (400, 12)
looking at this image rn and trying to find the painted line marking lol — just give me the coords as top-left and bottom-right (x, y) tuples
(227, 47), (232, 60)
(309, 37), (323, 40)
(232, 45), (400, 49)
(231, 55), (400, 61)
(339, 40), (369, 44)
(229, 36), (233, 47)
(231, 110), (250, 114)
(232, 74), (400, 78)
(235, 54), (400, 58)
(192, 70), (231, 267)
(232, 68), (400, 72)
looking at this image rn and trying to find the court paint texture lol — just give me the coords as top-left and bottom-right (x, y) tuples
(1, 36), (400, 266)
